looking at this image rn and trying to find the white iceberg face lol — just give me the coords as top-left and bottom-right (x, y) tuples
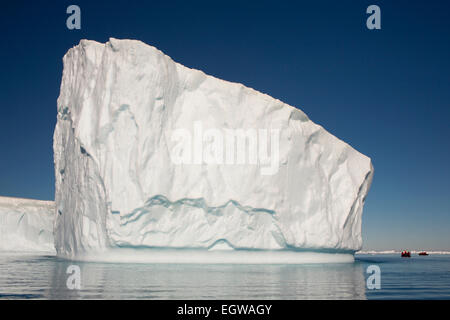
(0, 196), (55, 253)
(54, 38), (373, 259)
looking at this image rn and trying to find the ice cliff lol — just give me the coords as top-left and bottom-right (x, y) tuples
(0, 196), (55, 252)
(54, 38), (373, 259)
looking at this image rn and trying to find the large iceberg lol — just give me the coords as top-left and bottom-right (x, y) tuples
(0, 196), (55, 253)
(54, 38), (373, 261)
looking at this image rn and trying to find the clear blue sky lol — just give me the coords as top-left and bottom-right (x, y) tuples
(0, 0), (449, 250)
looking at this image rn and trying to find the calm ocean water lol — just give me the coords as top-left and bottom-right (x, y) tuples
(0, 253), (449, 299)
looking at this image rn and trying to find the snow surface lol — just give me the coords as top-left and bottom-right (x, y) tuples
(0, 196), (55, 253)
(54, 38), (373, 260)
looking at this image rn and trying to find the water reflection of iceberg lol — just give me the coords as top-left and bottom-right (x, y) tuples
(48, 258), (366, 299)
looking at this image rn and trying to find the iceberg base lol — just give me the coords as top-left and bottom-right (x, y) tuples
(61, 248), (355, 264)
